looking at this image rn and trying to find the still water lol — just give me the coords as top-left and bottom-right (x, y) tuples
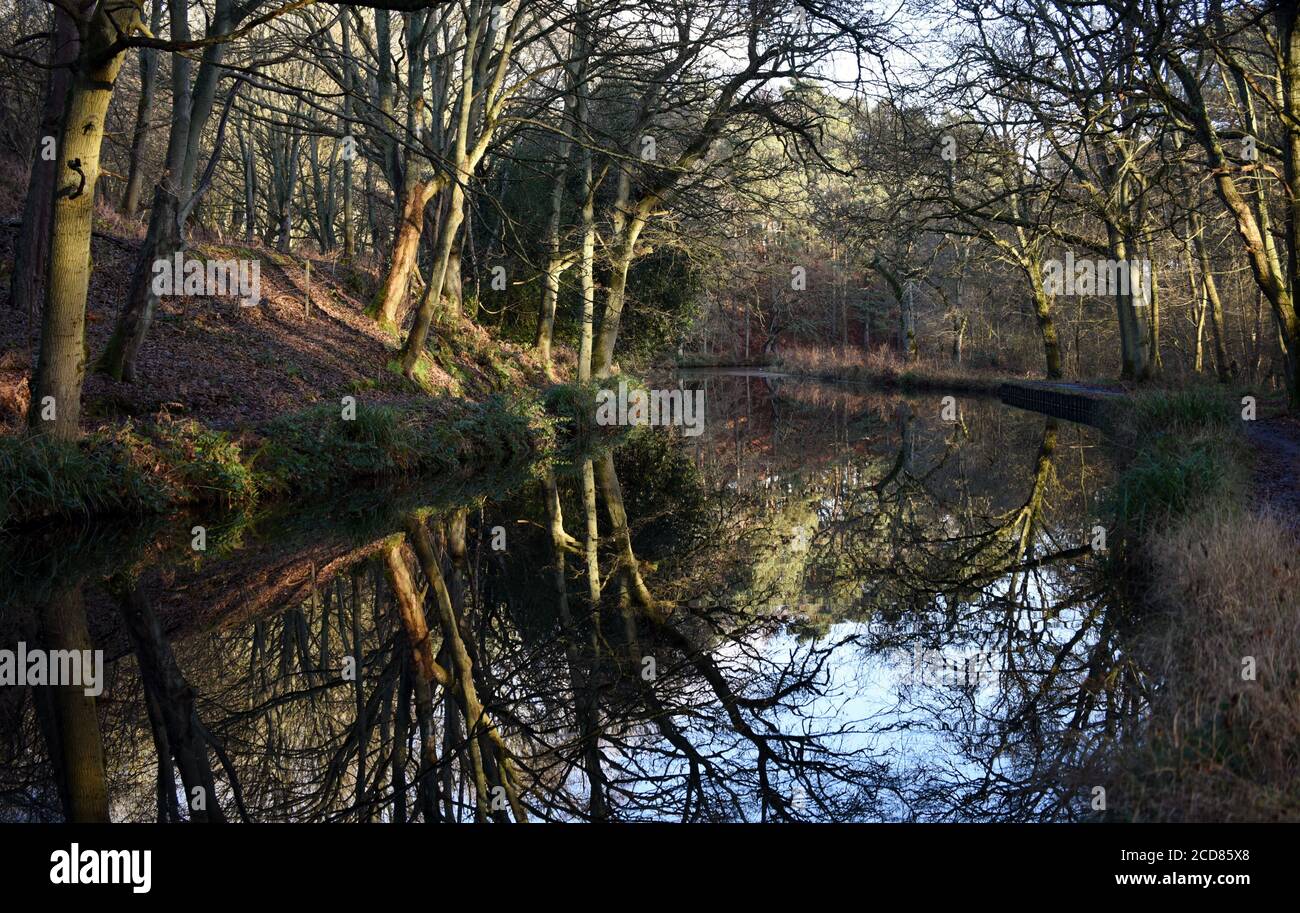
(0, 372), (1143, 822)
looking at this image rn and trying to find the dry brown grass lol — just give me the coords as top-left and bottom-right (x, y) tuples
(1107, 506), (1300, 821)
(774, 344), (1019, 395)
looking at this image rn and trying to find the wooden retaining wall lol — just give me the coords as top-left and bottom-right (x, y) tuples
(999, 381), (1124, 428)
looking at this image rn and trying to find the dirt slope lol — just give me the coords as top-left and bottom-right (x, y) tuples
(1, 212), (552, 433)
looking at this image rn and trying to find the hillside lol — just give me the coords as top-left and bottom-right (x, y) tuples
(0, 170), (561, 435)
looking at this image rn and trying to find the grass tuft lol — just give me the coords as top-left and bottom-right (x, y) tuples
(1110, 387), (1247, 536)
(0, 419), (255, 530)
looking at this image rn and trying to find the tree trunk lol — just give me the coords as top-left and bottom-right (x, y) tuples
(593, 222), (645, 377)
(367, 170), (441, 327)
(39, 581), (109, 822)
(533, 65), (578, 374)
(242, 127), (256, 242)
(1108, 230), (1151, 380)
(27, 1), (140, 439)
(400, 184), (465, 375)
(96, 0), (234, 382)
(9, 8), (77, 322)
(575, 72), (596, 383)
(1188, 247), (1206, 373)
(1026, 258), (1063, 378)
(1192, 218), (1231, 381)
(1147, 244), (1163, 376)
(340, 12), (356, 261)
(121, 0), (163, 218)
(277, 174), (295, 253)
(1164, 46), (1300, 405)
(1276, 4), (1300, 405)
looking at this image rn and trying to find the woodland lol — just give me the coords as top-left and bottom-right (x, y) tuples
(1, 0), (1299, 829)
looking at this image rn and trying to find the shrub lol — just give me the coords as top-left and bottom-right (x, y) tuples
(256, 395), (552, 495)
(3, 391), (562, 527)
(150, 418), (257, 506)
(543, 378), (635, 449)
(255, 402), (417, 492)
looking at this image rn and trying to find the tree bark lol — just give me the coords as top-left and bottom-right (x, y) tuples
(27, 0), (141, 439)
(38, 581), (109, 822)
(9, 8), (77, 322)
(533, 60), (579, 374)
(400, 184), (465, 373)
(1026, 259), (1063, 379)
(593, 220), (647, 376)
(121, 0), (163, 218)
(575, 69), (596, 383)
(367, 171), (442, 326)
(96, 0), (234, 382)
(1192, 217), (1231, 381)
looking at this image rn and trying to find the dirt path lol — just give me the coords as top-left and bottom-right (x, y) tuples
(1245, 415), (1300, 528)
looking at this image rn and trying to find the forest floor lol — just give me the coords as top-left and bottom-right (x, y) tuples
(0, 176), (564, 437)
(0, 165), (598, 530)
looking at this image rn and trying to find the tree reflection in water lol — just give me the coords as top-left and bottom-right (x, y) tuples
(0, 375), (1144, 822)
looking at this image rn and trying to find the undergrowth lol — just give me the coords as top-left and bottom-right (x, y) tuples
(2, 394), (558, 530)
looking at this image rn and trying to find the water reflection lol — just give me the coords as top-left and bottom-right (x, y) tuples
(0, 374), (1142, 822)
